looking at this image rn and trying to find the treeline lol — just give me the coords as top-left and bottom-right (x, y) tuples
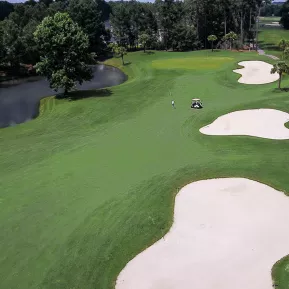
(261, 1), (282, 17)
(0, 0), (263, 72)
(110, 0), (263, 51)
(0, 0), (110, 71)
(280, 0), (289, 29)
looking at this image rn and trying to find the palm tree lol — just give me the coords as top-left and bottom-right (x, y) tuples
(109, 43), (127, 65)
(271, 61), (289, 89)
(224, 32), (238, 50)
(278, 39), (289, 59)
(139, 33), (150, 53)
(285, 47), (289, 60)
(207, 35), (217, 52)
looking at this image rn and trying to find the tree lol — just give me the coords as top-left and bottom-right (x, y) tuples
(139, 33), (150, 52)
(34, 12), (93, 95)
(171, 23), (200, 51)
(109, 43), (127, 65)
(207, 34), (217, 52)
(271, 61), (289, 89)
(284, 47), (289, 60)
(224, 31), (238, 50)
(280, 0), (289, 29)
(157, 0), (183, 51)
(278, 39), (289, 59)
(0, 23), (4, 63)
(0, 1), (14, 21)
(1, 19), (24, 68)
(110, 2), (131, 47)
(68, 0), (108, 54)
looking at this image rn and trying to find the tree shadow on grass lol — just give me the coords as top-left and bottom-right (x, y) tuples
(124, 62), (131, 66)
(56, 88), (113, 101)
(258, 40), (279, 51)
(145, 51), (155, 55)
(272, 87), (289, 93)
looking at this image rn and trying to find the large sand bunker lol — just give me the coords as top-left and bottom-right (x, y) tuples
(233, 61), (278, 84)
(116, 178), (289, 289)
(200, 109), (289, 140)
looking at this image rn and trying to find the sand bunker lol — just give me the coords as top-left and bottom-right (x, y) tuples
(200, 109), (289, 140)
(116, 178), (289, 289)
(233, 61), (278, 84)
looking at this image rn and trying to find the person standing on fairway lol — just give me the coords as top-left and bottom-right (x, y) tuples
(171, 100), (175, 108)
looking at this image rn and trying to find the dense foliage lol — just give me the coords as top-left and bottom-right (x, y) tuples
(110, 0), (263, 51)
(34, 12), (93, 95)
(0, 0), (265, 76)
(0, 0), (109, 71)
(280, 0), (289, 29)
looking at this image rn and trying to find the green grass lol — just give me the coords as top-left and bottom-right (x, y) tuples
(272, 255), (289, 288)
(258, 16), (289, 58)
(260, 16), (281, 23)
(1, 50), (289, 289)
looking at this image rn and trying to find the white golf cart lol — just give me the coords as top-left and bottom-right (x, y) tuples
(191, 98), (203, 109)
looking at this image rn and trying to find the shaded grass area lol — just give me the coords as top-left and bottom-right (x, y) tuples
(1, 50), (289, 289)
(258, 21), (289, 58)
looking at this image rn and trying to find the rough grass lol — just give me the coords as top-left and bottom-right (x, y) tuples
(1, 50), (289, 289)
(260, 16), (281, 23)
(258, 17), (287, 58)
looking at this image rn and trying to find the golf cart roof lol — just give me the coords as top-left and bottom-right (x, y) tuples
(192, 98), (201, 101)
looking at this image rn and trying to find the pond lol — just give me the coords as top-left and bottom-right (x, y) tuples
(0, 65), (127, 128)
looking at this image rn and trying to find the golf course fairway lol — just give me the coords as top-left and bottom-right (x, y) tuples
(1, 50), (289, 289)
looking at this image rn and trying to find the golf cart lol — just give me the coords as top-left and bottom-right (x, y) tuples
(191, 98), (203, 109)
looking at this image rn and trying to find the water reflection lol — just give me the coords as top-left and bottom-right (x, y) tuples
(0, 65), (127, 128)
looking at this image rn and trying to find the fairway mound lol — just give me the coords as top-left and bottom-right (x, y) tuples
(200, 109), (289, 140)
(233, 61), (278, 84)
(115, 178), (289, 289)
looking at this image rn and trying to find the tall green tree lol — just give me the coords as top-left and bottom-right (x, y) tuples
(0, 22), (4, 63)
(157, 0), (183, 50)
(34, 12), (93, 95)
(1, 19), (24, 68)
(110, 2), (131, 46)
(68, 0), (108, 54)
(171, 24), (199, 51)
(280, 0), (289, 29)
(0, 0), (14, 21)
(271, 61), (289, 89)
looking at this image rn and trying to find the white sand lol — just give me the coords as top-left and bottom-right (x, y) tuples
(115, 178), (289, 289)
(233, 61), (278, 84)
(200, 109), (289, 140)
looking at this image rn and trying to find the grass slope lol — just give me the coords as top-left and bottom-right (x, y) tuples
(258, 16), (289, 58)
(1, 50), (289, 289)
